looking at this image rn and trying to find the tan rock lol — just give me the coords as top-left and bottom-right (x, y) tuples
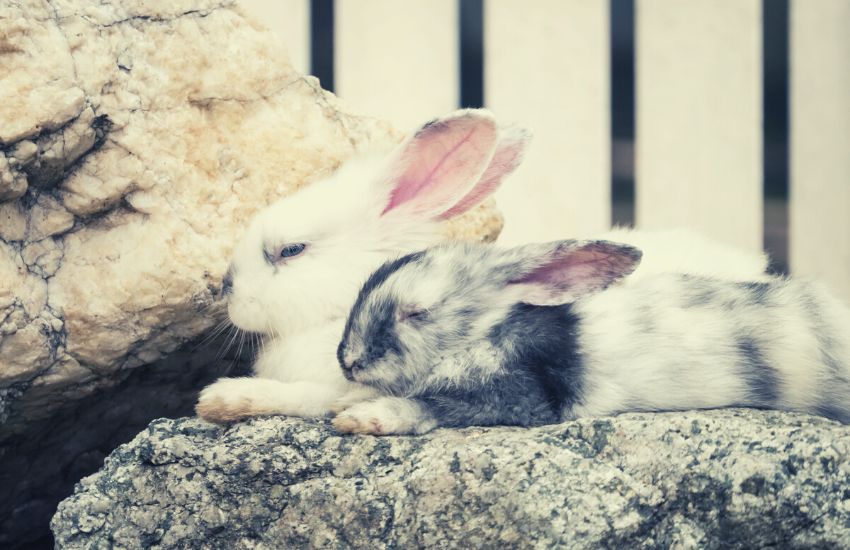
(0, 197), (28, 240)
(0, 2), (83, 145)
(0, 156), (28, 201)
(26, 194), (75, 242)
(0, 324), (52, 385)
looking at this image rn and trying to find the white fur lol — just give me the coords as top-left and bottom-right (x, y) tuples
(570, 275), (842, 417)
(332, 397), (436, 435)
(599, 227), (770, 283)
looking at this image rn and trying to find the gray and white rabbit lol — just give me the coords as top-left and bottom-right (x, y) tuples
(333, 240), (850, 435)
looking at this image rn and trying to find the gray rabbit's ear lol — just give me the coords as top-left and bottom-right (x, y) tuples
(504, 240), (642, 306)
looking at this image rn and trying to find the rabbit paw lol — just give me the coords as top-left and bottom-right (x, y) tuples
(332, 397), (435, 435)
(195, 377), (268, 424)
(333, 399), (409, 435)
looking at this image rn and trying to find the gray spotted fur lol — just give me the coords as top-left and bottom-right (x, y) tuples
(337, 241), (850, 434)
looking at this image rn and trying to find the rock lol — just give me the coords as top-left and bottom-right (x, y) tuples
(52, 409), (850, 548)
(2, 338), (248, 548)
(0, 0), (501, 546)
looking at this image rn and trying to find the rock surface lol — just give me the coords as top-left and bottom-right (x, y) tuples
(1, 334), (251, 548)
(0, 0), (500, 545)
(53, 410), (850, 549)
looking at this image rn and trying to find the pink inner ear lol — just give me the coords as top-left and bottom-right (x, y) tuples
(381, 115), (498, 217)
(438, 130), (529, 220)
(512, 248), (615, 289)
(509, 242), (642, 304)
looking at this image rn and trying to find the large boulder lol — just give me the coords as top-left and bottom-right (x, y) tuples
(52, 409), (850, 548)
(0, 0), (501, 545)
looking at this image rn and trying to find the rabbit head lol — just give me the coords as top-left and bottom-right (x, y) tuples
(337, 240), (642, 395)
(224, 110), (530, 336)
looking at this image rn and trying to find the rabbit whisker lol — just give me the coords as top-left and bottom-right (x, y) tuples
(218, 325), (240, 359)
(192, 319), (231, 352)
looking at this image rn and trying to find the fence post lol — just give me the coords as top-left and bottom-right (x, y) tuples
(485, 0), (611, 245)
(334, 0), (458, 131)
(789, 0), (850, 302)
(636, 0), (763, 253)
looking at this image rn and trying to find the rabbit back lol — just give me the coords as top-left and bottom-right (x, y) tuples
(573, 274), (850, 421)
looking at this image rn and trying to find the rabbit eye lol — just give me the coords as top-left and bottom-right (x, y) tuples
(398, 307), (428, 323)
(265, 243), (307, 265)
(279, 243), (306, 258)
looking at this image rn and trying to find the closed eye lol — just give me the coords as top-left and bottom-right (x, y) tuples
(398, 307), (429, 323)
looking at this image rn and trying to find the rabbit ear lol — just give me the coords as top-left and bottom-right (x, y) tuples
(379, 110), (499, 218)
(439, 126), (531, 220)
(505, 241), (643, 306)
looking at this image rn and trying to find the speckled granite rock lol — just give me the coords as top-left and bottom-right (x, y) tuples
(0, 0), (501, 545)
(53, 409), (850, 548)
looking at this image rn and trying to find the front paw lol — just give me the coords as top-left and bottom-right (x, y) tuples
(332, 402), (393, 435)
(331, 397), (432, 435)
(196, 378), (263, 424)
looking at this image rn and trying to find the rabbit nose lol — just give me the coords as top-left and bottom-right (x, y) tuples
(343, 357), (363, 372)
(341, 358), (362, 381)
(341, 349), (357, 368)
(222, 269), (234, 296)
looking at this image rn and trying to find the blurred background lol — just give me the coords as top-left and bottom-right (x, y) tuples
(239, 0), (849, 300)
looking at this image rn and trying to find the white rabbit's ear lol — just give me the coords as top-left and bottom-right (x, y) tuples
(439, 126), (531, 219)
(379, 110), (499, 218)
(506, 241), (642, 306)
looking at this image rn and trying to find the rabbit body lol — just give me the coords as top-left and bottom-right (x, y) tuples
(572, 274), (850, 420)
(333, 241), (850, 435)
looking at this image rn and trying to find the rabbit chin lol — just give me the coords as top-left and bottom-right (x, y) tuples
(226, 298), (271, 334)
(227, 279), (354, 337)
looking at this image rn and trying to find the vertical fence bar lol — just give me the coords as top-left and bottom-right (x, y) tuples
(459, 0), (484, 109)
(239, 0), (310, 75)
(611, 0), (636, 227)
(485, 0), (610, 245)
(334, 0), (458, 131)
(636, 0), (763, 252)
(789, 0), (850, 301)
(762, 0), (790, 274)
(311, 0), (335, 91)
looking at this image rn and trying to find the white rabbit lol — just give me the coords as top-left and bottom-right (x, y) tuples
(333, 240), (850, 435)
(598, 227), (770, 284)
(196, 109), (531, 422)
(196, 109), (770, 424)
